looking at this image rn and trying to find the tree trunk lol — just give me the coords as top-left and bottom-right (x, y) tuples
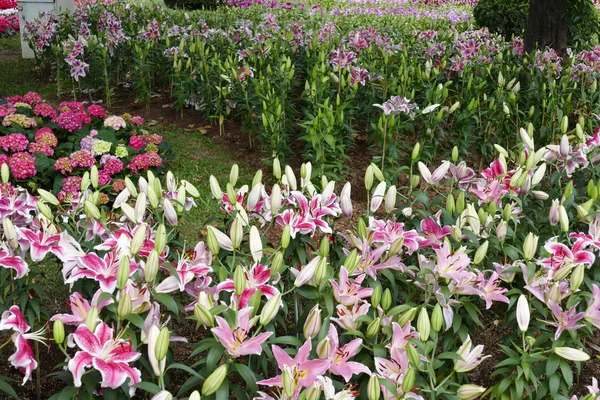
(524, 0), (568, 54)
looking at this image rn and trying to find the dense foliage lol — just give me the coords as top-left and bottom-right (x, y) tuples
(472, 0), (529, 38)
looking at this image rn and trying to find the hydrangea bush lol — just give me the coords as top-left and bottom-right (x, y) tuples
(0, 94), (171, 203)
(0, 118), (600, 399)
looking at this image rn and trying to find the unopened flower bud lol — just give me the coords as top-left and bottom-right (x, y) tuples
(371, 284), (382, 309)
(260, 292), (281, 326)
(381, 289), (392, 311)
(155, 224), (166, 255)
(226, 183), (237, 207)
(194, 303), (214, 327)
(314, 257), (328, 285)
(162, 199), (178, 226)
(570, 264), (585, 292)
(202, 364), (228, 396)
(271, 184), (282, 215)
(305, 383), (321, 400)
(559, 205), (569, 233)
(90, 165), (99, 189)
(411, 143), (420, 161)
(365, 165), (374, 191)
(456, 191), (465, 214)
(230, 216), (243, 249)
(410, 175), (420, 190)
(145, 250), (159, 283)
(36, 201), (53, 221)
(189, 391), (200, 400)
(155, 327), (170, 362)
(118, 293), (132, 320)
(431, 303), (443, 332)
(452, 146), (459, 163)
(523, 233), (538, 261)
(366, 318), (381, 338)
(406, 344), (420, 367)
(417, 307), (431, 341)
(303, 305), (321, 339)
(344, 249), (360, 275)
(457, 384), (486, 400)
(233, 265), (246, 296)
(554, 347), (590, 362)
(0, 163), (8, 183)
(516, 295), (530, 332)
(402, 368), (416, 394)
(3, 218), (17, 249)
(131, 224), (147, 256)
(85, 306), (98, 332)
(317, 337), (332, 359)
(496, 221), (507, 242)
(357, 217), (367, 238)
(271, 251), (284, 277)
(282, 365), (296, 398)
(285, 165), (297, 191)
(37, 189), (59, 206)
(80, 172), (90, 192)
(473, 241), (488, 265)
(398, 307), (417, 327)
(53, 319), (65, 345)
(385, 185), (397, 214)
(446, 193), (455, 214)
(320, 236), (330, 257)
(147, 186), (159, 209)
(367, 375), (380, 400)
(84, 201), (101, 220)
(272, 158), (281, 180)
(116, 256), (131, 290)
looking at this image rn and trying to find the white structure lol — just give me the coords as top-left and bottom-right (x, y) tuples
(18, 0), (75, 59)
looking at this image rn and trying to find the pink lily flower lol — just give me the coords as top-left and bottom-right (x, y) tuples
(418, 161), (450, 185)
(68, 322), (141, 395)
(119, 281), (151, 314)
(332, 303), (370, 331)
(416, 216), (451, 249)
(375, 347), (423, 400)
(349, 238), (407, 280)
(0, 244), (29, 278)
(50, 290), (113, 326)
(585, 284), (600, 329)
(388, 322), (420, 353)
(460, 271), (509, 310)
(570, 218), (600, 253)
(217, 263), (278, 307)
(454, 335), (490, 373)
(155, 242), (212, 293)
(433, 243), (473, 283)
(368, 217), (420, 254)
(547, 301), (585, 340)
(447, 161), (476, 190)
(323, 325), (370, 382)
(258, 339), (331, 393)
(537, 239), (595, 280)
(17, 226), (63, 261)
(211, 307), (272, 358)
(330, 267), (373, 306)
(0, 306), (45, 384)
(65, 249), (123, 293)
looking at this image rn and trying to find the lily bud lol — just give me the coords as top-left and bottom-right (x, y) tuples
(260, 292), (282, 326)
(431, 303), (443, 332)
(519, 127), (534, 150)
(446, 193), (455, 214)
(207, 226), (233, 252)
(285, 165), (297, 191)
(305, 383), (321, 400)
(406, 344), (420, 367)
(473, 241), (488, 265)
(381, 289), (392, 311)
(273, 158), (281, 180)
(130, 224), (147, 256)
(118, 293), (132, 320)
(3, 218), (17, 249)
(156, 327), (170, 362)
(532, 190), (548, 200)
(344, 249), (360, 275)
(206, 227), (219, 255)
(412, 143), (420, 160)
(366, 318), (381, 338)
(303, 305), (321, 339)
(247, 183), (262, 212)
(532, 163), (546, 185)
(249, 226), (263, 262)
(319, 237), (330, 258)
(37, 189), (59, 206)
(523, 233), (538, 261)
(367, 375), (381, 400)
(202, 364), (228, 396)
(370, 181), (386, 213)
(176, 185), (186, 213)
(496, 221), (507, 242)
(456, 191), (465, 214)
(81, 172), (90, 192)
(125, 177), (138, 197)
(417, 307), (431, 341)
(145, 250), (159, 283)
(271, 184), (282, 215)
(314, 257), (328, 285)
(402, 368), (415, 394)
(503, 203), (512, 222)
(188, 391), (200, 400)
(317, 337), (332, 359)
(182, 180), (199, 197)
(116, 256), (131, 291)
(494, 144), (508, 158)
(554, 347), (590, 362)
(194, 303), (214, 327)
(452, 146), (459, 163)
(371, 284), (382, 309)
(398, 307), (417, 327)
(85, 306), (99, 332)
(147, 186), (159, 209)
(570, 264), (584, 292)
(410, 175), (420, 190)
(385, 185), (397, 214)
(1, 163), (9, 183)
(457, 384), (486, 400)
(271, 251), (284, 276)
(516, 295), (530, 332)
(226, 183), (237, 207)
(365, 165), (374, 191)
(234, 265), (247, 296)
(357, 217), (367, 238)
(229, 164), (239, 187)
(53, 319), (65, 345)
(230, 216), (243, 249)
(155, 224), (166, 255)
(84, 201), (101, 220)
(36, 201), (53, 221)
(162, 199), (178, 226)
(134, 192), (147, 222)
(559, 205), (569, 233)
(451, 225), (462, 242)
(560, 115), (568, 134)
(282, 365), (296, 398)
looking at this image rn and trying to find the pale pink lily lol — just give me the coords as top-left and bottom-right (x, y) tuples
(119, 281), (151, 314)
(323, 325), (370, 382)
(418, 161), (450, 185)
(448, 161), (476, 190)
(0, 306), (45, 384)
(433, 243), (473, 283)
(349, 238), (407, 280)
(217, 263), (278, 307)
(547, 301), (585, 340)
(388, 322), (420, 353)
(65, 249), (123, 293)
(155, 242), (212, 293)
(375, 347), (423, 400)
(330, 267), (373, 306)
(331, 303), (370, 331)
(585, 284), (600, 329)
(0, 244), (28, 278)
(454, 335), (490, 373)
(68, 322), (141, 395)
(258, 339), (331, 393)
(537, 239), (595, 280)
(211, 307), (272, 358)
(461, 271), (509, 310)
(50, 290), (113, 326)
(368, 217), (420, 254)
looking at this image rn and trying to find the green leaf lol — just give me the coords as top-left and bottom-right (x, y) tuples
(58, 386), (78, 400)
(215, 379), (229, 400)
(167, 363), (204, 379)
(560, 361), (573, 386)
(549, 373), (560, 394)
(0, 380), (19, 400)
(135, 382), (161, 395)
(268, 336), (303, 347)
(234, 363), (258, 392)
(153, 293), (179, 314)
(546, 354), (560, 376)
(437, 352), (463, 361)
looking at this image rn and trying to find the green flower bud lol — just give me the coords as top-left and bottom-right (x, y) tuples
(260, 292), (282, 326)
(229, 164), (239, 187)
(417, 307), (431, 341)
(457, 384), (486, 400)
(194, 303), (214, 327)
(80, 172), (90, 192)
(398, 307), (417, 327)
(406, 344), (420, 367)
(473, 241), (489, 265)
(155, 224), (166, 255)
(117, 293), (132, 320)
(446, 193), (455, 215)
(202, 364), (228, 396)
(365, 165), (374, 191)
(53, 319), (65, 345)
(281, 225), (291, 249)
(570, 264), (585, 292)
(37, 189), (59, 206)
(367, 375), (380, 400)
(145, 250), (159, 283)
(91, 165), (99, 189)
(189, 391), (201, 400)
(344, 249), (360, 275)
(36, 201), (53, 221)
(431, 303), (443, 332)
(402, 368), (416, 394)
(273, 158), (281, 180)
(234, 265), (247, 296)
(366, 318), (381, 338)
(411, 143), (421, 161)
(452, 146), (459, 163)
(456, 192), (465, 214)
(85, 306), (98, 332)
(305, 383), (321, 400)
(320, 236), (330, 257)
(84, 200), (101, 220)
(314, 257), (328, 285)
(1, 163), (9, 183)
(155, 327), (170, 362)
(130, 224), (147, 256)
(371, 284), (382, 309)
(357, 218), (367, 239)
(381, 289), (392, 311)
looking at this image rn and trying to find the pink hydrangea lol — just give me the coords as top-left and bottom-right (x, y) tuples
(2, 114), (36, 128)
(127, 152), (162, 173)
(129, 135), (146, 151)
(58, 102), (85, 113)
(0, 154), (9, 166)
(0, 105), (16, 117)
(129, 116), (144, 125)
(61, 175), (83, 195)
(9, 152), (36, 180)
(33, 104), (57, 119)
(5, 96), (23, 104)
(1, 134), (29, 152)
(70, 150), (95, 169)
(147, 134), (163, 145)
(55, 112), (85, 132)
(28, 143), (54, 156)
(112, 179), (125, 192)
(23, 92), (43, 106)
(54, 157), (73, 175)
(87, 105), (106, 119)
(102, 158), (123, 175)
(103, 116), (127, 131)
(98, 171), (111, 186)
(34, 128), (58, 147)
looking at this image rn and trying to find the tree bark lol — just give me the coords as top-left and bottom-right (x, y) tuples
(524, 0), (568, 54)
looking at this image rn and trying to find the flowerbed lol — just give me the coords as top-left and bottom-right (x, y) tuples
(22, 1), (600, 182)
(0, 108), (600, 399)
(0, 93), (171, 203)
(0, 8), (18, 37)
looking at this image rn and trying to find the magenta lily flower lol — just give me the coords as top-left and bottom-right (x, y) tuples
(50, 290), (113, 326)
(585, 284), (600, 329)
(68, 322), (141, 396)
(323, 325), (370, 382)
(547, 301), (585, 340)
(460, 271), (509, 310)
(368, 217), (420, 254)
(155, 242), (212, 293)
(211, 307), (272, 358)
(217, 263), (278, 307)
(330, 267), (373, 306)
(0, 306), (45, 384)
(258, 339), (330, 393)
(65, 249), (122, 293)
(0, 244), (28, 278)
(17, 226), (63, 261)
(417, 216), (451, 249)
(538, 239), (595, 280)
